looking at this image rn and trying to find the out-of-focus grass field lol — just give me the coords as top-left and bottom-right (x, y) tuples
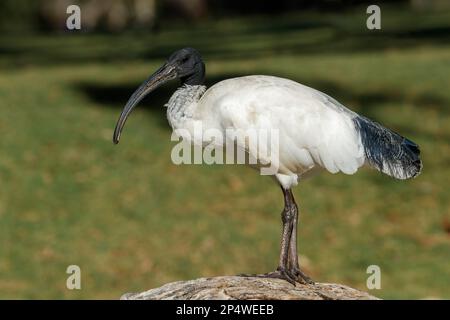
(0, 5), (449, 299)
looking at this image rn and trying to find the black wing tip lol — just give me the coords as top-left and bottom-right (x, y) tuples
(353, 116), (423, 180)
(403, 137), (420, 156)
(402, 137), (422, 178)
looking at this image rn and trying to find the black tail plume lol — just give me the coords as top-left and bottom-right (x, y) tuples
(353, 116), (422, 179)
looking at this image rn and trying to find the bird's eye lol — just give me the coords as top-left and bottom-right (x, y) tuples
(181, 56), (189, 63)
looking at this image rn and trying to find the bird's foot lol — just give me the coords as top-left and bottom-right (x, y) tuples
(238, 270), (296, 286)
(239, 267), (314, 286)
(289, 266), (315, 285)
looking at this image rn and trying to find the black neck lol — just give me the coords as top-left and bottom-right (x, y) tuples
(181, 62), (205, 86)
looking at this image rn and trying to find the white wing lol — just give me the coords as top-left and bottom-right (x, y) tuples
(195, 75), (365, 188)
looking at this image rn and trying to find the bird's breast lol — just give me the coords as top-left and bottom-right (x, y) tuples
(166, 84), (207, 130)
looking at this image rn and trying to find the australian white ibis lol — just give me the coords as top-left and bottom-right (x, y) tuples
(113, 47), (422, 284)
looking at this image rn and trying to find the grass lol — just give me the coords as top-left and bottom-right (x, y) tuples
(0, 5), (449, 299)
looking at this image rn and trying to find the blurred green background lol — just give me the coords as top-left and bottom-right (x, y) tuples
(0, 0), (449, 299)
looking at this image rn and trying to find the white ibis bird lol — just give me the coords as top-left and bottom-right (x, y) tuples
(113, 48), (422, 284)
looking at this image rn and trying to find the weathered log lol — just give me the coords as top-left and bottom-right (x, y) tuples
(121, 276), (379, 300)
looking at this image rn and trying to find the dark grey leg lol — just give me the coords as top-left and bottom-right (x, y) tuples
(284, 188), (313, 284)
(287, 189), (299, 269)
(278, 188), (294, 271)
(240, 187), (313, 285)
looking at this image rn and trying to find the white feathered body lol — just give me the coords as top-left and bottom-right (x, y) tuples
(166, 75), (421, 189)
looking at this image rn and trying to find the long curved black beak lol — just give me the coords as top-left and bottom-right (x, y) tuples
(113, 62), (177, 144)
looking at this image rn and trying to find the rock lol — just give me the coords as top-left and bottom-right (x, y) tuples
(121, 276), (379, 300)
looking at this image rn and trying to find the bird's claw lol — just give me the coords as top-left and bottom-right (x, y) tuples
(289, 267), (315, 285)
(238, 267), (314, 286)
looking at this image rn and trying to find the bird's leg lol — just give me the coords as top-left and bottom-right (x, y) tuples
(285, 189), (314, 284)
(287, 197), (299, 269)
(240, 187), (313, 285)
(239, 192), (296, 284)
(271, 188), (298, 284)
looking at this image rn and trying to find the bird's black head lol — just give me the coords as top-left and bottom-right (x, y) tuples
(112, 47), (205, 144)
(167, 47), (205, 86)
